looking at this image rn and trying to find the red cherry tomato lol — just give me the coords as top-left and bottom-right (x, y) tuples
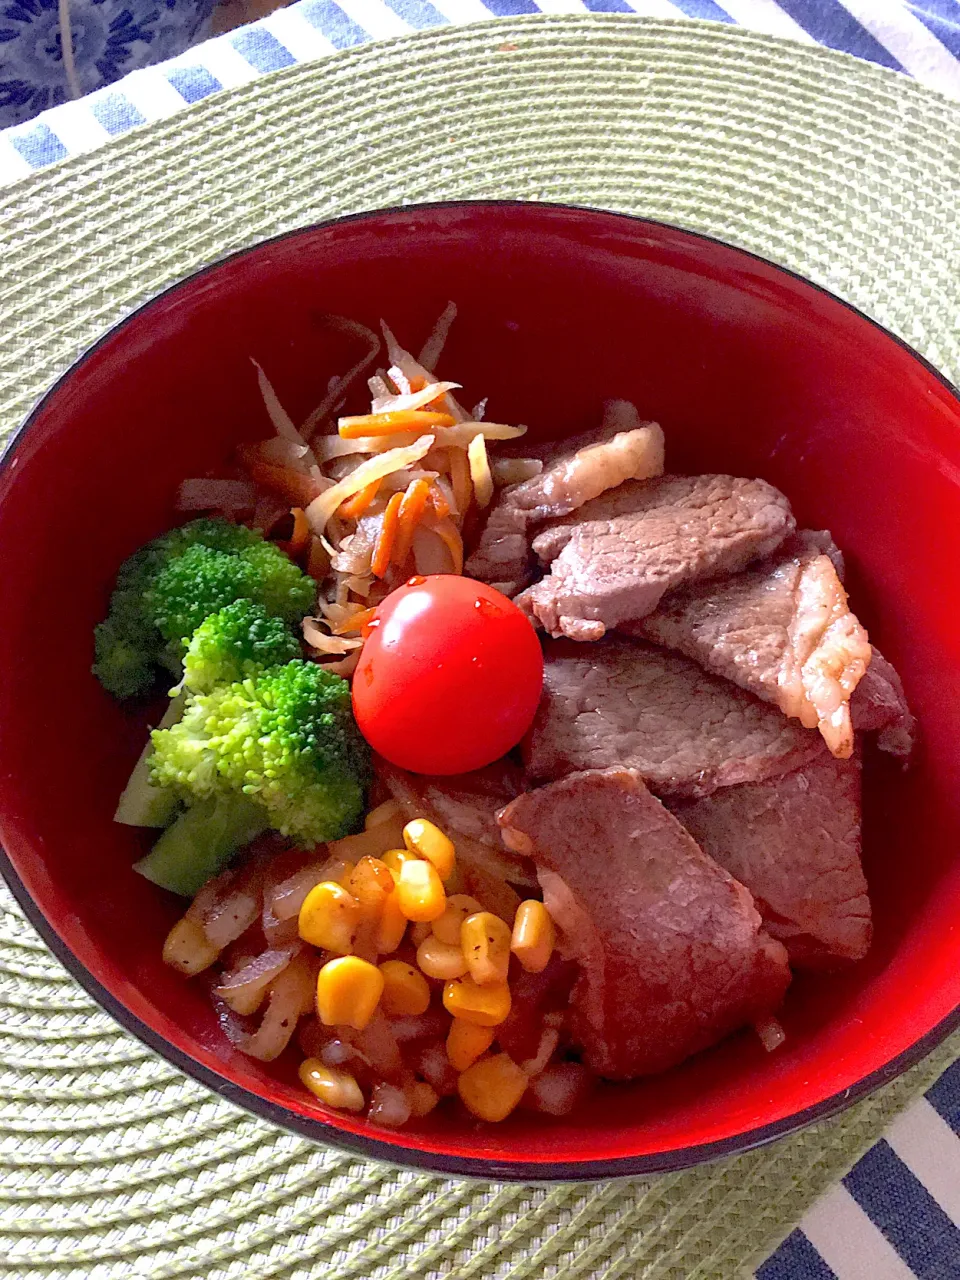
(352, 575), (544, 775)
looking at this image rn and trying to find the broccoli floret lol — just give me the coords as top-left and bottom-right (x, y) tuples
(149, 660), (369, 846)
(182, 600), (302, 694)
(93, 518), (316, 700)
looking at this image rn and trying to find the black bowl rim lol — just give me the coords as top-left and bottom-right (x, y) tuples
(2, 199), (959, 1184)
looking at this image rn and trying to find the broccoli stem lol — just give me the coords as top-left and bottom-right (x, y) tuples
(133, 794), (268, 897)
(114, 695), (186, 829)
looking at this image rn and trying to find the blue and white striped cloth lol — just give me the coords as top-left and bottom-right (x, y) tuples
(2, 2), (960, 1276)
(0, 1), (958, 182)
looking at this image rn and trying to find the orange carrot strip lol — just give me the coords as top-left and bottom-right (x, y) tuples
(408, 376), (427, 393)
(371, 493), (403, 578)
(239, 449), (325, 507)
(393, 478), (431, 567)
(448, 447), (471, 518)
(338, 410), (455, 439)
(432, 517), (464, 575)
(276, 507), (310, 559)
(331, 606), (377, 636)
(427, 483), (451, 520)
(337, 479), (381, 519)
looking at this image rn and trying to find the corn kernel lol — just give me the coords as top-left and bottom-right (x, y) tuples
(316, 955), (384, 1030)
(349, 856), (395, 918)
(442, 974), (511, 1026)
(375, 890), (407, 954)
(432, 894), (483, 946)
(410, 920), (434, 947)
(396, 858), (446, 922)
(382, 847), (421, 881)
(299, 1058), (365, 1111)
(403, 818), (456, 881)
(417, 934), (468, 980)
(457, 1052), (528, 1122)
(446, 1017), (495, 1071)
(379, 959), (431, 1016)
(461, 911), (512, 985)
(511, 900), (556, 974)
(299, 881), (360, 953)
(162, 917), (219, 975)
(407, 1080), (440, 1118)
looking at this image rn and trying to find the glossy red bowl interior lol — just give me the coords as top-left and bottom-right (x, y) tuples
(1, 203), (959, 1180)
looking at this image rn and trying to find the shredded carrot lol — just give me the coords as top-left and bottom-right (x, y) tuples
(306, 536), (329, 584)
(431, 517), (464, 574)
(427, 483), (451, 520)
(393, 478), (431, 567)
(275, 507), (310, 559)
(331, 606), (377, 636)
(338, 410), (455, 439)
(408, 376), (427, 393)
(337, 479), (381, 519)
(238, 449), (325, 507)
(448, 447), (472, 519)
(371, 493), (403, 578)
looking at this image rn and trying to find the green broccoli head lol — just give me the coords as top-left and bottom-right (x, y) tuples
(93, 517), (316, 700)
(182, 600), (301, 694)
(149, 659), (369, 845)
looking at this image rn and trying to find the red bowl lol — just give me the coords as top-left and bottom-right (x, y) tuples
(1, 202), (959, 1181)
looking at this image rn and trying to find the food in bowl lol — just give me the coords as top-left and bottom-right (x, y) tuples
(92, 304), (915, 1129)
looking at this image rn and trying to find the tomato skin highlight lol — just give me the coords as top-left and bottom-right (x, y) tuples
(352, 575), (544, 775)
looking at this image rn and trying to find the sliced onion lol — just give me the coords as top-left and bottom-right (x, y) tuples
(176, 478), (256, 513)
(203, 890), (261, 951)
(412, 1041), (458, 1097)
(382, 322), (469, 422)
(371, 382), (461, 414)
(387, 1010), (449, 1043)
(239, 953), (316, 1061)
(305, 435), (435, 534)
(471, 397), (488, 422)
(300, 316), (380, 439)
(467, 434), (494, 509)
(353, 1012), (403, 1079)
(520, 1027), (560, 1077)
(318, 651), (361, 678)
(302, 618), (363, 655)
(418, 301), (458, 371)
(326, 813), (409, 862)
(412, 525), (455, 576)
(380, 468), (439, 493)
(364, 799), (400, 830)
(251, 360), (308, 446)
(262, 905), (299, 946)
(216, 946), (297, 1016)
(270, 864), (331, 921)
(254, 437), (312, 471)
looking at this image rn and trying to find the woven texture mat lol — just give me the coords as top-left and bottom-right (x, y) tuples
(1, 15), (959, 1279)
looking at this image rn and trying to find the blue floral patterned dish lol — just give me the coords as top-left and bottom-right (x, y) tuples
(0, 0), (217, 127)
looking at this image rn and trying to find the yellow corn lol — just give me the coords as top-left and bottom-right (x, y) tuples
(410, 919), (434, 947)
(316, 955), (384, 1030)
(446, 1018), (495, 1071)
(298, 881), (360, 953)
(382, 847), (421, 881)
(461, 911), (512, 985)
(299, 1059), (365, 1112)
(432, 894), (483, 946)
(510, 900), (556, 974)
(442, 974), (511, 1026)
(396, 858), (446, 922)
(402, 818), (456, 882)
(375, 889), (408, 954)
(407, 1080), (440, 1118)
(417, 934), (468, 980)
(457, 1053), (528, 1123)
(379, 960), (431, 1016)
(348, 856), (395, 917)
(162, 917), (219, 975)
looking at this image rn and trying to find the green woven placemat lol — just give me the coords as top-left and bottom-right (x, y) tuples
(1, 15), (959, 1279)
